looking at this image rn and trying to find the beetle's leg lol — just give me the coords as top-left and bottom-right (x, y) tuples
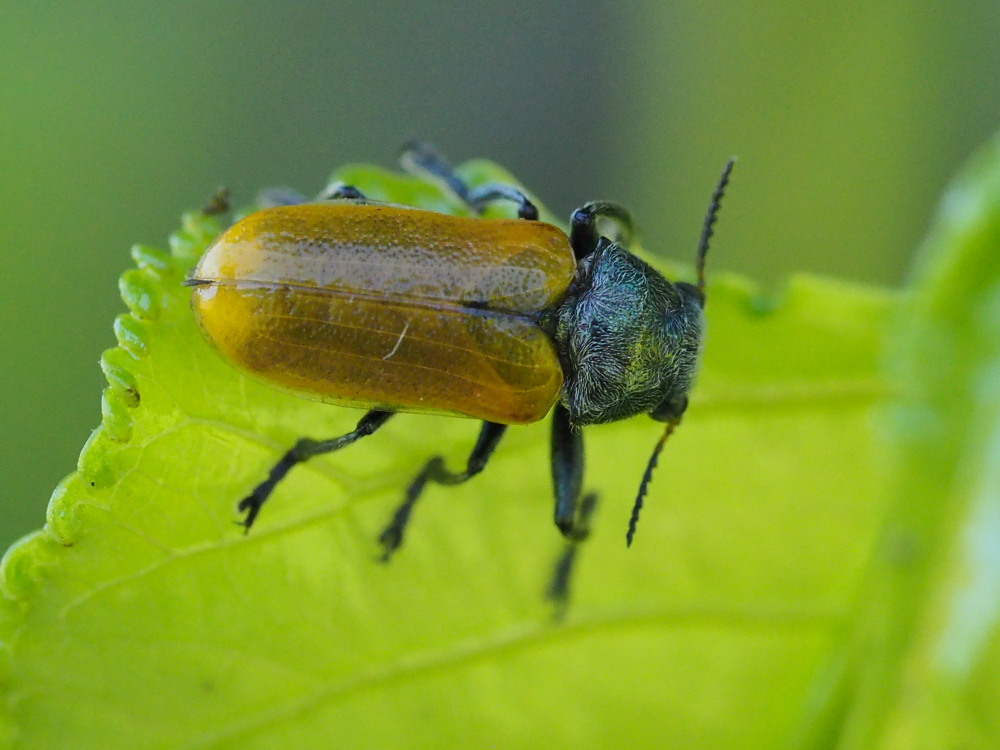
(400, 141), (538, 220)
(466, 184), (538, 220)
(316, 183), (367, 202)
(237, 409), (395, 532)
(547, 492), (598, 618)
(548, 404), (594, 617)
(379, 421), (507, 560)
(256, 183), (365, 208)
(256, 187), (309, 208)
(400, 141), (469, 201)
(569, 202), (635, 259)
(550, 403), (583, 535)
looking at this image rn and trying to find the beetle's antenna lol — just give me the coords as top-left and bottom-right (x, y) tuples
(627, 419), (679, 547)
(696, 158), (736, 295)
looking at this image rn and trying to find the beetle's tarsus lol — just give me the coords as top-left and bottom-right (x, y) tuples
(555, 515), (575, 537)
(237, 493), (264, 533)
(378, 530), (403, 562)
(377, 505), (412, 562)
(547, 492), (598, 619)
(548, 547), (576, 621)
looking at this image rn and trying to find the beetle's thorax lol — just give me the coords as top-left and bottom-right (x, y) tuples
(550, 239), (704, 427)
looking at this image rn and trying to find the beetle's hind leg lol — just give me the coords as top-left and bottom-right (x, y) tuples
(400, 141), (538, 220)
(316, 183), (368, 202)
(379, 421), (507, 560)
(256, 187), (309, 208)
(257, 182), (366, 208)
(237, 409), (395, 531)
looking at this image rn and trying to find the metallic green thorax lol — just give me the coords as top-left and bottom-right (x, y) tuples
(548, 239), (704, 427)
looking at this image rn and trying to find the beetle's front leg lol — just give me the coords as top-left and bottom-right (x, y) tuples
(547, 403), (595, 615)
(550, 404), (582, 534)
(568, 202), (635, 259)
(548, 492), (598, 618)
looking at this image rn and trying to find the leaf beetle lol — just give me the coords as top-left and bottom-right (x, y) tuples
(186, 144), (734, 605)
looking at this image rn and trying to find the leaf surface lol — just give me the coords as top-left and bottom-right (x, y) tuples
(2, 144), (993, 749)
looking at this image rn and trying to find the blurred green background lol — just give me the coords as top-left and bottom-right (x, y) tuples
(2, 1), (998, 550)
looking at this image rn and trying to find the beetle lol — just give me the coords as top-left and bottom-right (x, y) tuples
(187, 144), (734, 604)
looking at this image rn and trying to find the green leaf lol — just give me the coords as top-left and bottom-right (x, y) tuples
(0, 140), (995, 748)
(834, 134), (1000, 749)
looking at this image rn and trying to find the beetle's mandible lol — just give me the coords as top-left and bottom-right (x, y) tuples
(186, 144), (734, 608)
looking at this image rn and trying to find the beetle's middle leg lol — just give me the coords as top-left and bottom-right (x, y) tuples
(378, 421), (507, 560)
(238, 409), (395, 531)
(400, 141), (538, 220)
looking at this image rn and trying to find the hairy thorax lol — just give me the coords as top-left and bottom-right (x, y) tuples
(548, 240), (704, 427)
